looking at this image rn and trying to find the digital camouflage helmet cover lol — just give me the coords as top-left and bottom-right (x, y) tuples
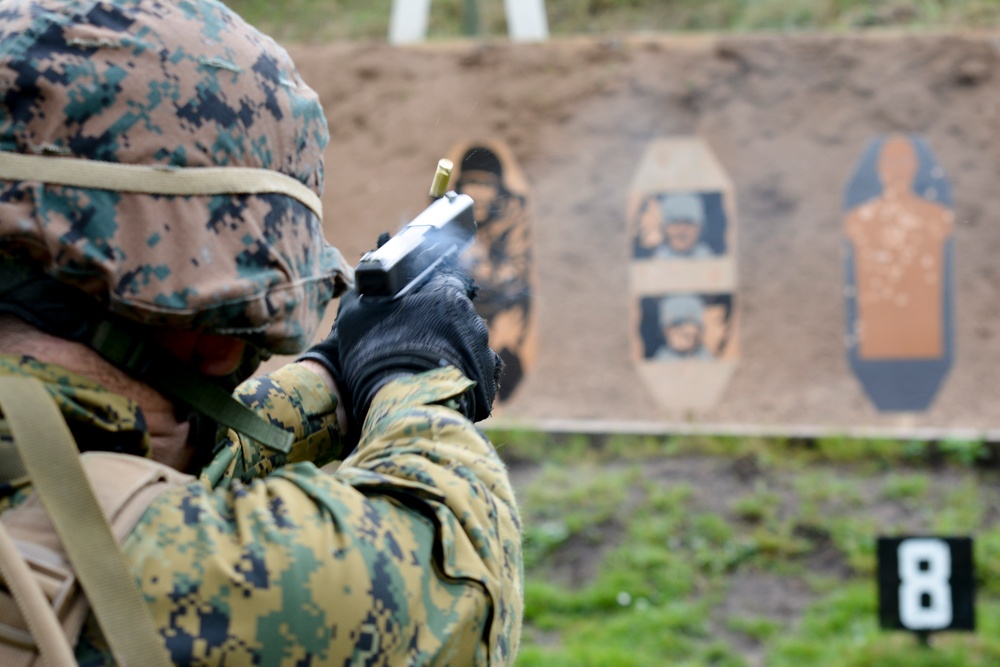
(0, 0), (351, 356)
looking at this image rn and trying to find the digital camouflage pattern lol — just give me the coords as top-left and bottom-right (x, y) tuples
(0, 358), (523, 666)
(200, 363), (347, 486)
(0, 0), (351, 354)
(0, 354), (150, 455)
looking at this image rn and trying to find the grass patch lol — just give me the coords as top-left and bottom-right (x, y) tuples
(731, 480), (782, 523)
(223, 0), (1000, 43)
(934, 477), (986, 534)
(728, 615), (782, 641)
(490, 429), (1000, 472)
(882, 472), (931, 501)
(508, 428), (1000, 666)
(769, 586), (1000, 666)
(519, 600), (746, 667)
(521, 463), (634, 569)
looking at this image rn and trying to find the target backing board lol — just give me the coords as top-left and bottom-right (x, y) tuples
(263, 36), (1000, 438)
(628, 138), (739, 410)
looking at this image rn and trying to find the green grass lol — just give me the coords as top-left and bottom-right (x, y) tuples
(222, 0), (1000, 43)
(882, 472), (931, 501)
(731, 480), (782, 523)
(503, 429), (1000, 666)
(728, 615), (782, 641)
(521, 463), (634, 569)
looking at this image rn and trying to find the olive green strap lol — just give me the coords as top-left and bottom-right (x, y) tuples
(0, 376), (173, 667)
(89, 320), (294, 454)
(0, 431), (25, 481)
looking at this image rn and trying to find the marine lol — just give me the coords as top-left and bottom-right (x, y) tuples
(0, 1), (522, 665)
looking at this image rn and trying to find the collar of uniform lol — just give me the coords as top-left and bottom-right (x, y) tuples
(0, 355), (151, 460)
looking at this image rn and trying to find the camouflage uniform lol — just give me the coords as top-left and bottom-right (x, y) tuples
(0, 0), (522, 664)
(0, 358), (521, 666)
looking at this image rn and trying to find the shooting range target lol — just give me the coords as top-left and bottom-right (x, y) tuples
(628, 138), (740, 409)
(844, 134), (955, 412)
(447, 139), (538, 403)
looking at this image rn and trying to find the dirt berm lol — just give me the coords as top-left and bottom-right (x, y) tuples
(276, 32), (1000, 436)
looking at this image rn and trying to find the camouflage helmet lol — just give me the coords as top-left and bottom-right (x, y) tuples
(0, 0), (351, 355)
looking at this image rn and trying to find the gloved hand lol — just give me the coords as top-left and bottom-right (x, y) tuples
(301, 260), (502, 427)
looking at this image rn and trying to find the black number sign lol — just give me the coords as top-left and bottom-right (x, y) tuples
(877, 537), (975, 632)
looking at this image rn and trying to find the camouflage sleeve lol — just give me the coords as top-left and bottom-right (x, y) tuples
(78, 366), (522, 666)
(336, 367), (524, 664)
(199, 363), (347, 487)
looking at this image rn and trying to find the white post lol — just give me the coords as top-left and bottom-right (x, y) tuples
(389, 0), (432, 45)
(389, 0), (548, 44)
(504, 0), (549, 42)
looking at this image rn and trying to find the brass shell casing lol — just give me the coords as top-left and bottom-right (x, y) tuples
(429, 159), (454, 199)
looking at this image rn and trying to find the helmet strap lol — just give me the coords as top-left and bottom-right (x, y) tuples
(86, 319), (292, 454)
(0, 271), (292, 454)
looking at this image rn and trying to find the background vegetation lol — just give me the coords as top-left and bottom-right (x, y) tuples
(226, 0), (1000, 43)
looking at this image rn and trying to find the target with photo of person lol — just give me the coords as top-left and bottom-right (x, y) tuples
(637, 294), (737, 362)
(448, 139), (538, 404)
(628, 137), (740, 410)
(631, 191), (728, 260)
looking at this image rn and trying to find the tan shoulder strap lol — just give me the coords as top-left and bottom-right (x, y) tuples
(0, 150), (323, 218)
(0, 522), (77, 666)
(0, 452), (192, 667)
(0, 376), (174, 667)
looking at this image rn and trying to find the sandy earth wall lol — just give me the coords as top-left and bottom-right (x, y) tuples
(277, 32), (1000, 435)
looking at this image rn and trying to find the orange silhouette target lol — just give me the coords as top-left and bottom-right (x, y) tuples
(844, 134), (954, 411)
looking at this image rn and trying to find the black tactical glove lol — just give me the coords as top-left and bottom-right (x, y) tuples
(302, 260), (502, 428)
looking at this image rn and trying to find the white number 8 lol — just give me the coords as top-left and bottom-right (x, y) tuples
(898, 538), (953, 630)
